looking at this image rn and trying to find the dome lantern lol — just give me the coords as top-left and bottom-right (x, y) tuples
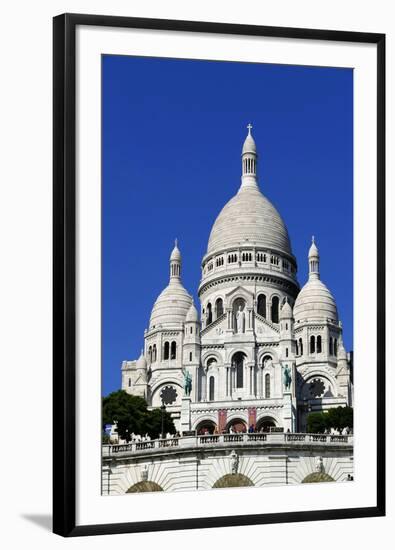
(170, 238), (181, 280)
(241, 123), (258, 190)
(308, 236), (320, 280)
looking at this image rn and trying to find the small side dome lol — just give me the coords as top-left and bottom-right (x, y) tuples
(280, 299), (293, 319)
(186, 302), (199, 323)
(136, 351), (147, 370)
(294, 279), (338, 323)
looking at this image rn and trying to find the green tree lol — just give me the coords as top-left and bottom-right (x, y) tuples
(326, 406), (353, 431)
(307, 412), (327, 433)
(102, 390), (176, 440)
(307, 406), (353, 433)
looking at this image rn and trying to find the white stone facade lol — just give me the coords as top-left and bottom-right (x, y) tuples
(121, 126), (353, 434)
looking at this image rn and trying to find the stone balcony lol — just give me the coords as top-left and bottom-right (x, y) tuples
(102, 432), (353, 458)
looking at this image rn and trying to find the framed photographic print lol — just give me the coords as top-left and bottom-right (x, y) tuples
(53, 13), (385, 537)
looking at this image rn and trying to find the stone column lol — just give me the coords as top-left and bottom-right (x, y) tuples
(180, 396), (191, 433)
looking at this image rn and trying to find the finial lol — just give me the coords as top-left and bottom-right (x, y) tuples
(247, 123), (253, 135)
(175, 237), (178, 248)
(312, 235), (315, 244)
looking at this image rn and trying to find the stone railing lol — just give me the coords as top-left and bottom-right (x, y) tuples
(103, 432), (352, 457)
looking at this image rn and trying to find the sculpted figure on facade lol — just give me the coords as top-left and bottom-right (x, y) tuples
(230, 450), (239, 474)
(283, 364), (292, 391)
(236, 306), (245, 334)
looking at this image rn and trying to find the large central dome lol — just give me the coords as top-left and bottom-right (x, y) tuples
(207, 185), (292, 256)
(206, 125), (292, 258)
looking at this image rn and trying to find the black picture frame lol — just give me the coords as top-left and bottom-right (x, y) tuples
(53, 13), (386, 537)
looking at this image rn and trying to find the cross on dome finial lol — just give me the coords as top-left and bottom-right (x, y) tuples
(312, 235), (315, 243)
(175, 238), (178, 247)
(247, 123), (253, 135)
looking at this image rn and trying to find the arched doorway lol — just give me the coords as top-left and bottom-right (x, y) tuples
(195, 419), (217, 435)
(256, 417), (277, 432)
(213, 474), (254, 488)
(227, 418), (247, 433)
(126, 481), (163, 493)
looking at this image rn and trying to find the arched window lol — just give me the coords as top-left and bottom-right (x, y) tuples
(206, 303), (212, 325)
(190, 326), (193, 334)
(257, 294), (266, 318)
(317, 335), (322, 353)
(128, 378), (131, 387)
(153, 344), (157, 362)
(310, 335), (316, 354)
(215, 298), (224, 318)
(148, 346), (152, 363)
(286, 348), (289, 358)
(163, 341), (169, 360)
(209, 376), (215, 401)
(233, 352), (245, 389)
(189, 352), (192, 362)
(334, 338), (338, 356)
(299, 338), (303, 356)
(170, 341), (177, 360)
(295, 340), (299, 355)
(271, 296), (279, 324)
(329, 337), (333, 355)
(265, 373), (271, 398)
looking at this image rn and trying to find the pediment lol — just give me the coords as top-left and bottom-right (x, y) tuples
(225, 285), (254, 304)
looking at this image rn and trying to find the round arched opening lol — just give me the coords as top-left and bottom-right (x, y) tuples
(213, 474), (254, 489)
(256, 417), (277, 433)
(126, 481), (163, 493)
(226, 418), (247, 433)
(302, 472), (335, 483)
(196, 419), (217, 435)
(232, 351), (246, 389)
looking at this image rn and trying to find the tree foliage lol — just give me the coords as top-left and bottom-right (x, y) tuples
(307, 406), (353, 433)
(102, 390), (176, 440)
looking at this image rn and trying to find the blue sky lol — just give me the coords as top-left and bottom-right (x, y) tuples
(102, 55), (353, 397)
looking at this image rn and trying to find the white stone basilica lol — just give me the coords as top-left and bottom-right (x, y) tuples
(121, 126), (353, 435)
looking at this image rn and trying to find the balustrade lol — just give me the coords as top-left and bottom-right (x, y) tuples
(103, 432), (352, 456)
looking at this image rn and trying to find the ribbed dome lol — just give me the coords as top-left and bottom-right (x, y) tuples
(207, 186), (292, 256)
(185, 302), (199, 322)
(294, 278), (338, 323)
(149, 280), (192, 328)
